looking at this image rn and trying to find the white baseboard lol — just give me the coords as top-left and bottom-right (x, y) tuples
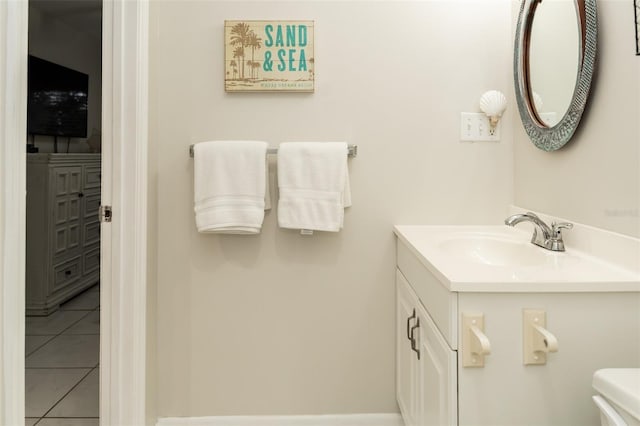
(157, 413), (404, 426)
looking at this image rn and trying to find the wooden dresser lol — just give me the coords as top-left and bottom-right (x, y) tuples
(26, 154), (101, 316)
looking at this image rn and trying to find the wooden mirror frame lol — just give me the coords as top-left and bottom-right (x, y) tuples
(514, 0), (598, 151)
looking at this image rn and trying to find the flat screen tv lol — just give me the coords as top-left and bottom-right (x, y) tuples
(27, 55), (89, 138)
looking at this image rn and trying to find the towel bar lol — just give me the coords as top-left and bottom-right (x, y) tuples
(189, 144), (358, 158)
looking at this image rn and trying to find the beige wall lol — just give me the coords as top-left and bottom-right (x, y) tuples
(513, 0), (640, 237)
(149, 0), (514, 417)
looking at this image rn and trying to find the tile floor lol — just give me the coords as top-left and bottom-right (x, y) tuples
(25, 284), (100, 426)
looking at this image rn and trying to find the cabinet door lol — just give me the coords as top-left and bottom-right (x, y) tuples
(51, 166), (82, 261)
(415, 304), (457, 426)
(397, 270), (420, 426)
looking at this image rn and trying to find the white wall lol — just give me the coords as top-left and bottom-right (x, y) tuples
(28, 6), (101, 153)
(513, 0), (640, 237)
(149, 0), (514, 417)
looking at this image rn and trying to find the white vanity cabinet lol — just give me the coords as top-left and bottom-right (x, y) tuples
(394, 225), (640, 426)
(396, 271), (457, 426)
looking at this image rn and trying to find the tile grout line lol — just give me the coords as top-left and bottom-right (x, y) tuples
(29, 367), (94, 426)
(26, 308), (96, 360)
(26, 284), (101, 425)
(26, 366), (97, 370)
(26, 283), (99, 337)
(32, 333), (100, 337)
(25, 335), (56, 358)
(55, 309), (95, 334)
(26, 328), (100, 357)
(34, 417), (99, 425)
(38, 366), (98, 421)
(26, 308), (94, 337)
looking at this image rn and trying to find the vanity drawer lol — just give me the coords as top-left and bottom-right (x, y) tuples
(397, 240), (458, 349)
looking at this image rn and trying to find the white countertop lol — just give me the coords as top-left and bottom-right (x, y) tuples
(394, 225), (640, 293)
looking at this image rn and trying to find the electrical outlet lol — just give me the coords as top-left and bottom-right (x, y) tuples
(460, 113), (501, 142)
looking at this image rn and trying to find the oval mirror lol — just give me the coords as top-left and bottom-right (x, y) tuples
(514, 0), (598, 151)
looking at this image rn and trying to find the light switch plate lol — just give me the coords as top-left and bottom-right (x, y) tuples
(460, 113), (501, 142)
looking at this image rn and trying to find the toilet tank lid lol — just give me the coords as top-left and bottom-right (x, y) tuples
(593, 369), (640, 421)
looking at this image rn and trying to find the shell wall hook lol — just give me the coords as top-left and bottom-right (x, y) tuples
(479, 90), (507, 135)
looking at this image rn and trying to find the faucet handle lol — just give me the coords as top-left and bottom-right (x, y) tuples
(550, 223), (573, 250)
(552, 222), (573, 236)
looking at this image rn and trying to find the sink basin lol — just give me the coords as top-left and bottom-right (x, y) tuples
(393, 225), (640, 292)
(438, 232), (547, 267)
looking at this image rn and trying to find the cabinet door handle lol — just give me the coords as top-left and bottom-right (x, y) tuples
(410, 318), (421, 360)
(78, 192), (84, 198)
(406, 309), (416, 340)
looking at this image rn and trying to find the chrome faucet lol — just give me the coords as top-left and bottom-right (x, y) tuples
(505, 212), (573, 252)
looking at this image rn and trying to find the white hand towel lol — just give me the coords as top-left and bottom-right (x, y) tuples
(277, 142), (351, 232)
(264, 158), (272, 211)
(194, 141), (268, 234)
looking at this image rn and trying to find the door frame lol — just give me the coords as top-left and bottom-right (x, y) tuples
(0, 1), (149, 424)
(0, 0), (28, 422)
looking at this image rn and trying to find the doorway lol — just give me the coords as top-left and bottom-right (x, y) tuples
(24, 1), (102, 424)
(0, 1), (149, 424)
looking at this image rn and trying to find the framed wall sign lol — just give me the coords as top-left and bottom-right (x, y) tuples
(224, 20), (315, 92)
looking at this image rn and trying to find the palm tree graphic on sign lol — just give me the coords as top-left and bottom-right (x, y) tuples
(230, 60), (237, 80)
(229, 22), (265, 81)
(246, 32), (263, 79)
(232, 47), (243, 80)
(230, 22), (251, 79)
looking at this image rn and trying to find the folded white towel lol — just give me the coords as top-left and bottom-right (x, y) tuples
(277, 142), (351, 232)
(264, 158), (272, 211)
(194, 141), (268, 234)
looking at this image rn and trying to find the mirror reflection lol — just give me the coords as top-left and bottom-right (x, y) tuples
(514, 0), (597, 151)
(529, 0), (580, 127)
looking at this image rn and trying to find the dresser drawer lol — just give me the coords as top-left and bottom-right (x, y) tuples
(83, 192), (101, 221)
(83, 245), (100, 275)
(83, 220), (100, 246)
(83, 166), (101, 190)
(52, 256), (81, 291)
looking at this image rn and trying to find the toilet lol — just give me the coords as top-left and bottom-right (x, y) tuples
(593, 369), (640, 426)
